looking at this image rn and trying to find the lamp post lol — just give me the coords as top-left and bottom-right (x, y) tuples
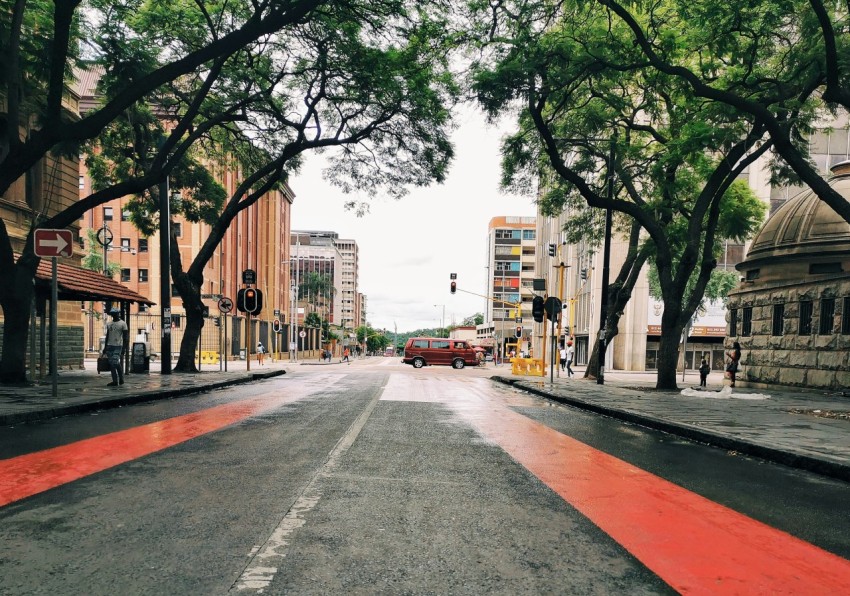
(433, 304), (445, 337)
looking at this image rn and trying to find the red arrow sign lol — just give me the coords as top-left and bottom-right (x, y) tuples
(34, 229), (74, 258)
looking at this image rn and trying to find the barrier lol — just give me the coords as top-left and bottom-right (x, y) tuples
(511, 357), (545, 377)
(200, 350), (220, 365)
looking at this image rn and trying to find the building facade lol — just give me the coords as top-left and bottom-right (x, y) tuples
(290, 231), (343, 327)
(485, 216), (537, 357)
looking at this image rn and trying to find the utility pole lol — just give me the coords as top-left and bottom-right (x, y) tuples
(159, 179), (172, 375)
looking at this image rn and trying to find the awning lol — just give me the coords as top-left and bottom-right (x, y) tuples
(33, 258), (154, 305)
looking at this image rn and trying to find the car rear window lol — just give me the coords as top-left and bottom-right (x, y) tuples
(412, 340), (429, 348)
(432, 341), (450, 349)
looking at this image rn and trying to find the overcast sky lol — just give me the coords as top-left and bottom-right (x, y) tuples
(289, 106), (537, 333)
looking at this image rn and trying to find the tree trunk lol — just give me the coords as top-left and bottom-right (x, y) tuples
(173, 273), (204, 373)
(0, 259), (38, 384)
(655, 327), (684, 390)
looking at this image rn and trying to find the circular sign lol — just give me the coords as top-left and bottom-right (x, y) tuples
(299, 330), (307, 338)
(218, 297), (233, 313)
(95, 226), (113, 247)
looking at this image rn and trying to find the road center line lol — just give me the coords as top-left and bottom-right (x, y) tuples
(230, 386), (382, 593)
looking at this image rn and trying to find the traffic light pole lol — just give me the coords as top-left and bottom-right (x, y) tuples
(247, 311), (251, 372)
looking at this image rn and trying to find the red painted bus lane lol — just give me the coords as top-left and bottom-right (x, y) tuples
(0, 393), (292, 509)
(452, 397), (850, 594)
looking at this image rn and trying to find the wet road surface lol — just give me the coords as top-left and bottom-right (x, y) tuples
(1, 359), (849, 594)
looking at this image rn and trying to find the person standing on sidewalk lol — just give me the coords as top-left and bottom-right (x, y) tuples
(726, 341), (742, 387)
(103, 308), (128, 387)
(565, 341), (574, 377)
(699, 358), (710, 387)
(257, 341), (265, 365)
(559, 344), (567, 371)
(342, 347), (350, 364)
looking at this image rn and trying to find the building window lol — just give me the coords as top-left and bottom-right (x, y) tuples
(121, 237), (130, 250)
(729, 308), (738, 337)
(772, 304), (785, 336)
(103, 207), (113, 221)
(819, 298), (835, 334)
(121, 209), (131, 222)
(79, 175), (85, 190)
(173, 222), (182, 237)
(172, 284), (180, 297)
(799, 300), (813, 335)
(139, 269), (148, 283)
(842, 297), (850, 334)
(741, 307), (752, 336)
(121, 268), (131, 283)
(138, 304), (148, 313)
(138, 238), (148, 252)
(522, 230), (535, 240)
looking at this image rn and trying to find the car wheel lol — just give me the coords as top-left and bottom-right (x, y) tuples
(452, 358), (465, 369)
(413, 358), (425, 368)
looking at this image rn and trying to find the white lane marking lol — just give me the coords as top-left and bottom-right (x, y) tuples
(230, 386), (381, 593)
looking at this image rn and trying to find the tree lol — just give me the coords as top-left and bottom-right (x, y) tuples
(462, 313), (484, 326)
(473, 3), (768, 388)
(597, 0), (850, 225)
(0, 0), (328, 382)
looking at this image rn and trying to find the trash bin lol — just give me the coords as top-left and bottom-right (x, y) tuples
(131, 342), (149, 373)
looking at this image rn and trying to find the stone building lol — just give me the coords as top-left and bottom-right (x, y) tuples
(726, 161), (850, 389)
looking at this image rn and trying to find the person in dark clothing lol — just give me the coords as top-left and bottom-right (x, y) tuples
(699, 358), (710, 387)
(726, 341), (742, 387)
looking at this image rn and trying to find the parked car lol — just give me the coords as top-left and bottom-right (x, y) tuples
(401, 337), (479, 369)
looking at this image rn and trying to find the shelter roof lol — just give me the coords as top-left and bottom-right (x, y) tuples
(32, 258), (154, 305)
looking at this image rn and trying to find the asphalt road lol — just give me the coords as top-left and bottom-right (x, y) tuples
(1, 358), (848, 594)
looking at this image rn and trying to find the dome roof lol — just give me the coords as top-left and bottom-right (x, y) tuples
(740, 161), (850, 268)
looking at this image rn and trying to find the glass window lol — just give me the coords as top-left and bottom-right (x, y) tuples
(412, 340), (429, 348)
(453, 342), (469, 349)
(799, 300), (813, 335)
(138, 238), (148, 252)
(79, 175), (85, 190)
(729, 308), (738, 337)
(432, 340), (450, 349)
(772, 304), (785, 336)
(522, 230), (535, 240)
(819, 298), (835, 334)
(120, 268), (131, 282)
(741, 307), (752, 336)
(139, 269), (148, 283)
(121, 210), (130, 222)
(103, 207), (113, 221)
(173, 222), (182, 237)
(121, 237), (130, 249)
(843, 297), (850, 334)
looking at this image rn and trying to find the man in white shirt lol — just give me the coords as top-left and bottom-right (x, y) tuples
(565, 341), (575, 377)
(103, 308), (129, 386)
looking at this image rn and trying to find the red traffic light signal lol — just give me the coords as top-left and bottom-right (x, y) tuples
(450, 281), (456, 294)
(515, 326), (522, 338)
(237, 288), (263, 314)
(532, 295), (545, 323)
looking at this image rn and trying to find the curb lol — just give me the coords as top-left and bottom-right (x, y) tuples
(492, 376), (850, 483)
(1, 369), (287, 426)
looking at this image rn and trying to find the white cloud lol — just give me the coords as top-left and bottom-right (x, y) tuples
(289, 105), (537, 332)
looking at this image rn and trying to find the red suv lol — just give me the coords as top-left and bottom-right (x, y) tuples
(402, 337), (479, 369)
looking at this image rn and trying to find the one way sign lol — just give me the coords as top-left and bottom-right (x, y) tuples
(34, 229), (74, 258)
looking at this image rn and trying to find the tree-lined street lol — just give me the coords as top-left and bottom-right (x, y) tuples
(2, 362), (849, 593)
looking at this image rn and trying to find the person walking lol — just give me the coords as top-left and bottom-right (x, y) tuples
(726, 341), (742, 387)
(699, 358), (710, 387)
(342, 347), (351, 365)
(257, 341), (265, 365)
(565, 340), (574, 377)
(559, 344), (567, 371)
(103, 308), (128, 387)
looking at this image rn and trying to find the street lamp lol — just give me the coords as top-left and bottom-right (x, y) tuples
(554, 135), (616, 384)
(433, 304), (445, 337)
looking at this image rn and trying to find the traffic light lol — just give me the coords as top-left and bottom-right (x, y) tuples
(580, 268), (588, 281)
(272, 318), (282, 333)
(450, 281), (456, 294)
(237, 287), (263, 314)
(532, 295), (545, 323)
(515, 325), (522, 338)
(548, 243), (556, 257)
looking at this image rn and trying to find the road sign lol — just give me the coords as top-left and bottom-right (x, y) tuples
(299, 330), (306, 338)
(34, 229), (74, 258)
(544, 296), (562, 321)
(218, 296), (233, 313)
(450, 273), (457, 280)
(242, 269), (256, 284)
(273, 309), (281, 317)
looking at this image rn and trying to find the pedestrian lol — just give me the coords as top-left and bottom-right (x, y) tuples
(559, 343), (567, 371)
(103, 307), (128, 387)
(699, 358), (710, 387)
(343, 347), (350, 364)
(726, 341), (742, 387)
(257, 341), (265, 365)
(565, 340), (574, 377)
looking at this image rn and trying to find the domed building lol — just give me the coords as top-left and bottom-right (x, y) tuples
(726, 162), (850, 389)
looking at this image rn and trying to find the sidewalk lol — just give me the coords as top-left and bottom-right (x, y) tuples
(494, 368), (850, 482)
(2, 360), (848, 483)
